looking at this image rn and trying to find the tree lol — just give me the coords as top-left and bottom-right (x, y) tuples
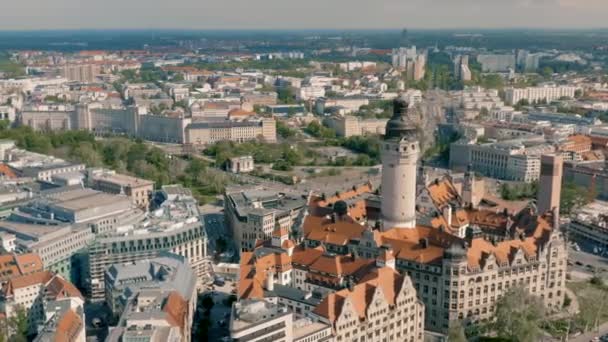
(494, 287), (545, 342)
(541, 66), (554, 79)
(276, 121), (297, 139)
(277, 87), (295, 104)
(447, 321), (468, 342)
(6, 306), (28, 342)
(561, 182), (595, 215)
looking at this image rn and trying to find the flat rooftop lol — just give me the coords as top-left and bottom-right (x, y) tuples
(95, 173), (154, 187)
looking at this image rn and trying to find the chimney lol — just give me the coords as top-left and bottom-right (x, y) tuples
(419, 238), (428, 249)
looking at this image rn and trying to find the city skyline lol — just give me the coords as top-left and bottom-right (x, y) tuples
(2, 0), (608, 31)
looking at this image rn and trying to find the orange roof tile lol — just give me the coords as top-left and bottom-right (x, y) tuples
(303, 216), (366, 246)
(54, 309), (83, 342)
(3, 270), (53, 296)
(313, 267), (406, 323)
(45, 275), (83, 301)
(0, 253), (43, 282)
(164, 291), (188, 335)
(0, 164), (17, 179)
(238, 249), (292, 300)
(426, 178), (460, 208)
(313, 182), (373, 208)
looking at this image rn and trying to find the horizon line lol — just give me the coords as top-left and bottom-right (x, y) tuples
(1, 27), (608, 33)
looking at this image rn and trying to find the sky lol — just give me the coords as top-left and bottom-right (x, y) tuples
(1, 0), (607, 30)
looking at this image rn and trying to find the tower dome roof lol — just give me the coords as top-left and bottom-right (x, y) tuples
(333, 200), (348, 216)
(385, 97), (417, 140)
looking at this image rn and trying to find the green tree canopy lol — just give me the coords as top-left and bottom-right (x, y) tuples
(494, 287), (545, 342)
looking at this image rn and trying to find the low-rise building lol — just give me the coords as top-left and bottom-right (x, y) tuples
(87, 185), (209, 301)
(312, 267), (424, 342)
(227, 156), (254, 174)
(224, 187), (307, 252)
(185, 118), (277, 146)
(568, 201), (608, 249)
(87, 169), (154, 209)
(0, 252), (43, 284)
(505, 85), (579, 105)
(105, 252), (197, 342)
(0, 270), (84, 335)
(325, 116), (387, 137)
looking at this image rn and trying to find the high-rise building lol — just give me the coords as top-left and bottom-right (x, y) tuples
(62, 63), (101, 83)
(381, 98), (419, 229)
(476, 54), (516, 73)
(538, 154), (563, 215)
(400, 28), (410, 47)
(391, 47), (426, 81)
(517, 50), (541, 72)
(454, 55), (472, 81)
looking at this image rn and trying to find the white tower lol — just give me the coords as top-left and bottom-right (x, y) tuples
(381, 98), (419, 230)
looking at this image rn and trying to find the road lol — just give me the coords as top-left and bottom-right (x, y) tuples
(569, 323), (608, 342)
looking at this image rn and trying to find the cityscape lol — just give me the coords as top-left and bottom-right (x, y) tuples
(1, 3), (608, 342)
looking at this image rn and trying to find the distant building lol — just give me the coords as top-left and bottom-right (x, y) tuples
(505, 85), (578, 105)
(296, 86), (325, 101)
(391, 47), (426, 81)
(449, 139), (554, 182)
(185, 118), (276, 146)
(453, 55), (472, 81)
(227, 156), (254, 174)
(241, 92), (278, 107)
(61, 63), (101, 83)
(325, 115), (387, 137)
(315, 97), (369, 115)
(517, 50), (541, 72)
(476, 54), (516, 72)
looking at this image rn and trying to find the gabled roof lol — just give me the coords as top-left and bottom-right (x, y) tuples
(0, 253), (43, 281)
(303, 216), (366, 246)
(313, 267), (407, 323)
(54, 309), (83, 342)
(426, 177), (461, 208)
(45, 274), (83, 301)
(3, 270), (53, 296)
(238, 249), (292, 300)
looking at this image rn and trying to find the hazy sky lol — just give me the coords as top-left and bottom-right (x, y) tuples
(2, 0), (607, 30)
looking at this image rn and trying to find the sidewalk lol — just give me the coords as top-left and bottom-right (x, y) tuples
(569, 322), (608, 341)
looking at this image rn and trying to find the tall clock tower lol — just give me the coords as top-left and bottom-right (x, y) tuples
(381, 98), (419, 230)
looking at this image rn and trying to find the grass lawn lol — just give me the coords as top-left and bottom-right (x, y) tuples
(568, 280), (608, 333)
(0, 54), (25, 78)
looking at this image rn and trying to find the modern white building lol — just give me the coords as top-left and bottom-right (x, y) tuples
(505, 85), (578, 105)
